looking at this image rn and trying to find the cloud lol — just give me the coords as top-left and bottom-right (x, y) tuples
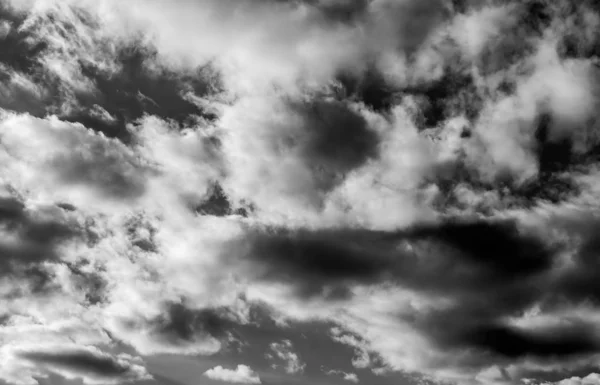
(125, 301), (239, 356)
(329, 327), (374, 370)
(17, 348), (150, 384)
(1, 1), (600, 385)
(218, 95), (382, 224)
(266, 340), (305, 375)
(325, 369), (359, 383)
(552, 373), (600, 385)
(0, 335), (150, 385)
(0, 111), (149, 207)
(0, 193), (83, 277)
(203, 365), (261, 384)
(231, 218), (555, 303)
(0, 2), (220, 143)
(238, 214), (600, 381)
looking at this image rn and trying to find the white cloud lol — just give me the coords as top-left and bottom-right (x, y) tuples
(203, 365), (261, 384)
(553, 373), (600, 385)
(0, 332), (150, 385)
(325, 369), (359, 383)
(5, 0), (457, 99)
(1, 1), (600, 385)
(452, 4), (517, 59)
(0, 110), (148, 210)
(267, 340), (305, 375)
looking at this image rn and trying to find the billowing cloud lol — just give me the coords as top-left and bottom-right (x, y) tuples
(0, 0), (600, 385)
(551, 373), (600, 385)
(0, 339), (150, 385)
(203, 364), (261, 384)
(0, 194), (82, 275)
(325, 369), (360, 383)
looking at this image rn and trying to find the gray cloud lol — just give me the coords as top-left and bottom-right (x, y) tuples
(1, 0), (600, 384)
(16, 347), (150, 384)
(227, 216), (600, 380)
(0, 196), (81, 273)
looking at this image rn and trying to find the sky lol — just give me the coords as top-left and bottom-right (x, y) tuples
(0, 0), (600, 384)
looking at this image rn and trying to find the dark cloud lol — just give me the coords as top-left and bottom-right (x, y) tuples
(334, 68), (399, 112)
(372, 0), (448, 56)
(2, 0), (600, 383)
(461, 322), (600, 359)
(409, 220), (554, 281)
(0, 4), (47, 77)
(150, 302), (234, 344)
(426, 109), (594, 214)
(472, 5), (541, 77)
(238, 218), (555, 300)
(534, 112), (571, 170)
(124, 213), (158, 253)
(286, 98), (380, 192)
(279, 0), (370, 24)
(520, 0), (554, 35)
(554, 1), (600, 60)
(70, 44), (221, 142)
(517, 363), (600, 383)
(53, 147), (148, 201)
(20, 350), (130, 376)
(56, 202), (77, 212)
(233, 217), (600, 368)
(240, 227), (396, 299)
(490, 107), (587, 208)
(0, 196), (80, 273)
(310, 0), (369, 23)
(404, 69), (483, 129)
(66, 260), (108, 305)
(446, 0), (477, 15)
(469, 0), (599, 76)
(0, 4), (50, 115)
(195, 183), (232, 217)
(552, 223), (600, 305)
(18, 348), (148, 382)
(0, 4), (221, 142)
(400, 220), (600, 366)
(195, 183), (250, 217)
(377, 0), (600, 217)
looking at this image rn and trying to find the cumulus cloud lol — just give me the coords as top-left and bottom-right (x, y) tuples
(203, 365), (261, 384)
(324, 368), (360, 383)
(266, 340), (305, 375)
(551, 373), (600, 385)
(1, 0), (600, 385)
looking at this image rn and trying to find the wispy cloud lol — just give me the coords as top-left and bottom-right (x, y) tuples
(1, 342), (150, 385)
(267, 340), (305, 375)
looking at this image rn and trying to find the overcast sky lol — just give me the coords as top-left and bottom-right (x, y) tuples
(1, 0), (600, 385)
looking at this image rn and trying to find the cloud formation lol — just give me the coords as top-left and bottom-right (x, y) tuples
(1, 0), (600, 385)
(203, 365), (261, 384)
(325, 369), (360, 383)
(266, 340), (305, 374)
(0, 342), (150, 385)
